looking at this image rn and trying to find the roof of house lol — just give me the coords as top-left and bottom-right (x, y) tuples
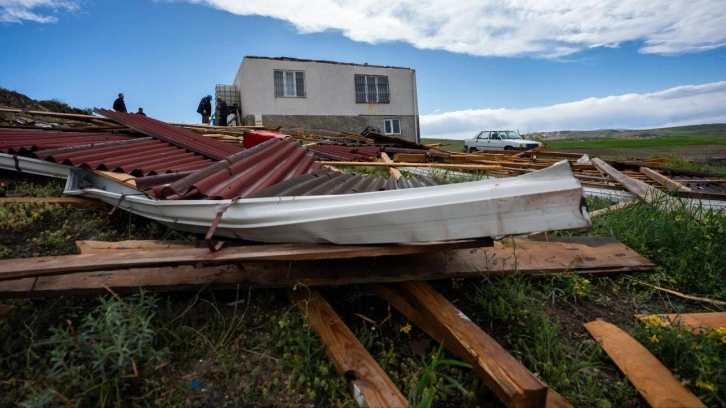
(243, 56), (414, 71)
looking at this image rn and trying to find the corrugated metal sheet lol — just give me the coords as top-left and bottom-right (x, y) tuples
(139, 138), (321, 199)
(0, 128), (133, 154)
(1, 128), (215, 176)
(95, 109), (243, 160)
(307, 144), (382, 161)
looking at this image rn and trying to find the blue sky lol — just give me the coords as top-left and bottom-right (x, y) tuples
(1, 0), (725, 140)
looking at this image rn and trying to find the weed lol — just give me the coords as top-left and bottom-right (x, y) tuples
(19, 290), (167, 407)
(469, 274), (634, 406)
(634, 316), (726, 405)
(406, 343), (472, 407)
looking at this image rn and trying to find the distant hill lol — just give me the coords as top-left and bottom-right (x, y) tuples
(533, 124), (726, 140)
(0, 87), (91, 126)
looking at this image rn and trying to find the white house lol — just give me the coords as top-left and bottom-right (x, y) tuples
(226, 56), (420, 142)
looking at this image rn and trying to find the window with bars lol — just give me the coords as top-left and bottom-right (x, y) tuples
(355, 75), (390, 103)
(384, 119), (401, 135)
(274, 70), (306, 97)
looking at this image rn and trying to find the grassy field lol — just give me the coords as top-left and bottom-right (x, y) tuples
(423, 126), (726, 167)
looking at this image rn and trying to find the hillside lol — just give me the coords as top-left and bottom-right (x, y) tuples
(0, 87), (91, 126)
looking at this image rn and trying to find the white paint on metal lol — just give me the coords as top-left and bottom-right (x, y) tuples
(65, 160), (592, 244)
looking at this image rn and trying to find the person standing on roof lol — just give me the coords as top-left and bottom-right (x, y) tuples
(113, 93), (127, 112)
(136, 107), (146, 116)
(197, 95), (212, 124)
(216, 97), (229, 126)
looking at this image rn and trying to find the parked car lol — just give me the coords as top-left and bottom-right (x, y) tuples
(464, 130), (542, 152)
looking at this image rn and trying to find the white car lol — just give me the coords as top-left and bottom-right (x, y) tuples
(464, 130), (542, 152)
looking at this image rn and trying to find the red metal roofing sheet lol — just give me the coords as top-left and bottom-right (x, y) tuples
(95, 109), (242, 160)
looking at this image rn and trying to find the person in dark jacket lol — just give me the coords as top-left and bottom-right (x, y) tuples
(113, 93), (127, 112)
(136, 107), (146, 116)
(197, 95), (212, 124)
(216, 97), (229, 126)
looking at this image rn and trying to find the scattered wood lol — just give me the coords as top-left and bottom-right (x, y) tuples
(628, 278), (726, 306)
(639, 167), (693, 193)
(0, 304), (16, 325)
(584, 320), (705, 408)
(592, 158), (696, 218)
(636, 312), (726, 332)
(589, 200), (637, 217)
(380, 152), (402, 180)
(289, 289), (407, 408)
(319, 160), (501, 171)
(375, 281), (549, 407)
(0, 196), (104, 208)
(0, 237), (656, 297)
(0, 239), (491, 282)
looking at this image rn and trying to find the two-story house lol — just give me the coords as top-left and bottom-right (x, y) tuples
(226, 56), (420, 142)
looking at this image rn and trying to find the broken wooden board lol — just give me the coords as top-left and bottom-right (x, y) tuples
(636, 312), (726, 332)
(289, 289), (407, 408)
(584, 320), (705, 408)
(0, 239), (491, 282)
(0, 237), (655, 297)
(375, 281), (549, 407)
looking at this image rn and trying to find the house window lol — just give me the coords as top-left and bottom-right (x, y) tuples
(274, 70), (305, 97)
(384, 119), (401, 135)
(355, 75), (390, 103)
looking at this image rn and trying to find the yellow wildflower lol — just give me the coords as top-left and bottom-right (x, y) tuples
(400, 323), (412, 334)
(695, 378), (717, 392)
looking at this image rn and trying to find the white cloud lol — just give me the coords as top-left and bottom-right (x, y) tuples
(0, 0), (80, 23)
(419, 81), (726, 139)
(187, 0), (726, 57)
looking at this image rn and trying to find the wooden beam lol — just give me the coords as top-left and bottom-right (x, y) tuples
(375, 282), (549, 407)
(380, 152), (402, 180)
(319, 161), (500, 171)
(592, 158), (697, 218)
(0, 237), (656, 297)
(584, 320), (705, 408)
(289, 289), (407, 407)
(0, 239), (491, 282)
(639, 167), (692, 193)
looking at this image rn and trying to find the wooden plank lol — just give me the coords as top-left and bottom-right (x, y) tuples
(592, 158), (699, 218)
(0, 304), (16, 325)
(319, 161), (501, 170)
(592, 158), (653, 198)
(289, 289), (407, 408)
(380, 152), (402, 180)
(636, 312), (726, 332)
(639, 167), (692, 193)
(375, 281), (548, 407)
(0, 237), (655, 297)
(0, 196), (104, 208)
(589, 200), (636, 218)
(0, 239), (490, 282)
(76, 240), (208, 254)
(584, 320), (705, 408)
(391, 153), (428, 163)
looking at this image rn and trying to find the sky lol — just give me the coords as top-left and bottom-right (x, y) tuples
(1, 0), (725, 140)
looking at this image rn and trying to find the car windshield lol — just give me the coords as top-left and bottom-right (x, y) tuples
(499, 131), (522, 139)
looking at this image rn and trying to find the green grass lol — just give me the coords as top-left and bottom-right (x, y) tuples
(546, 135), (726, 149)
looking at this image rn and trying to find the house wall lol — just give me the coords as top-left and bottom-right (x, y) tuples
(232, 57), (419, 141)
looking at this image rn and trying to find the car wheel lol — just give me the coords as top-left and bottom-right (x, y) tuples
(503, 145), (514, 151)
(468, 147), (477, 153)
